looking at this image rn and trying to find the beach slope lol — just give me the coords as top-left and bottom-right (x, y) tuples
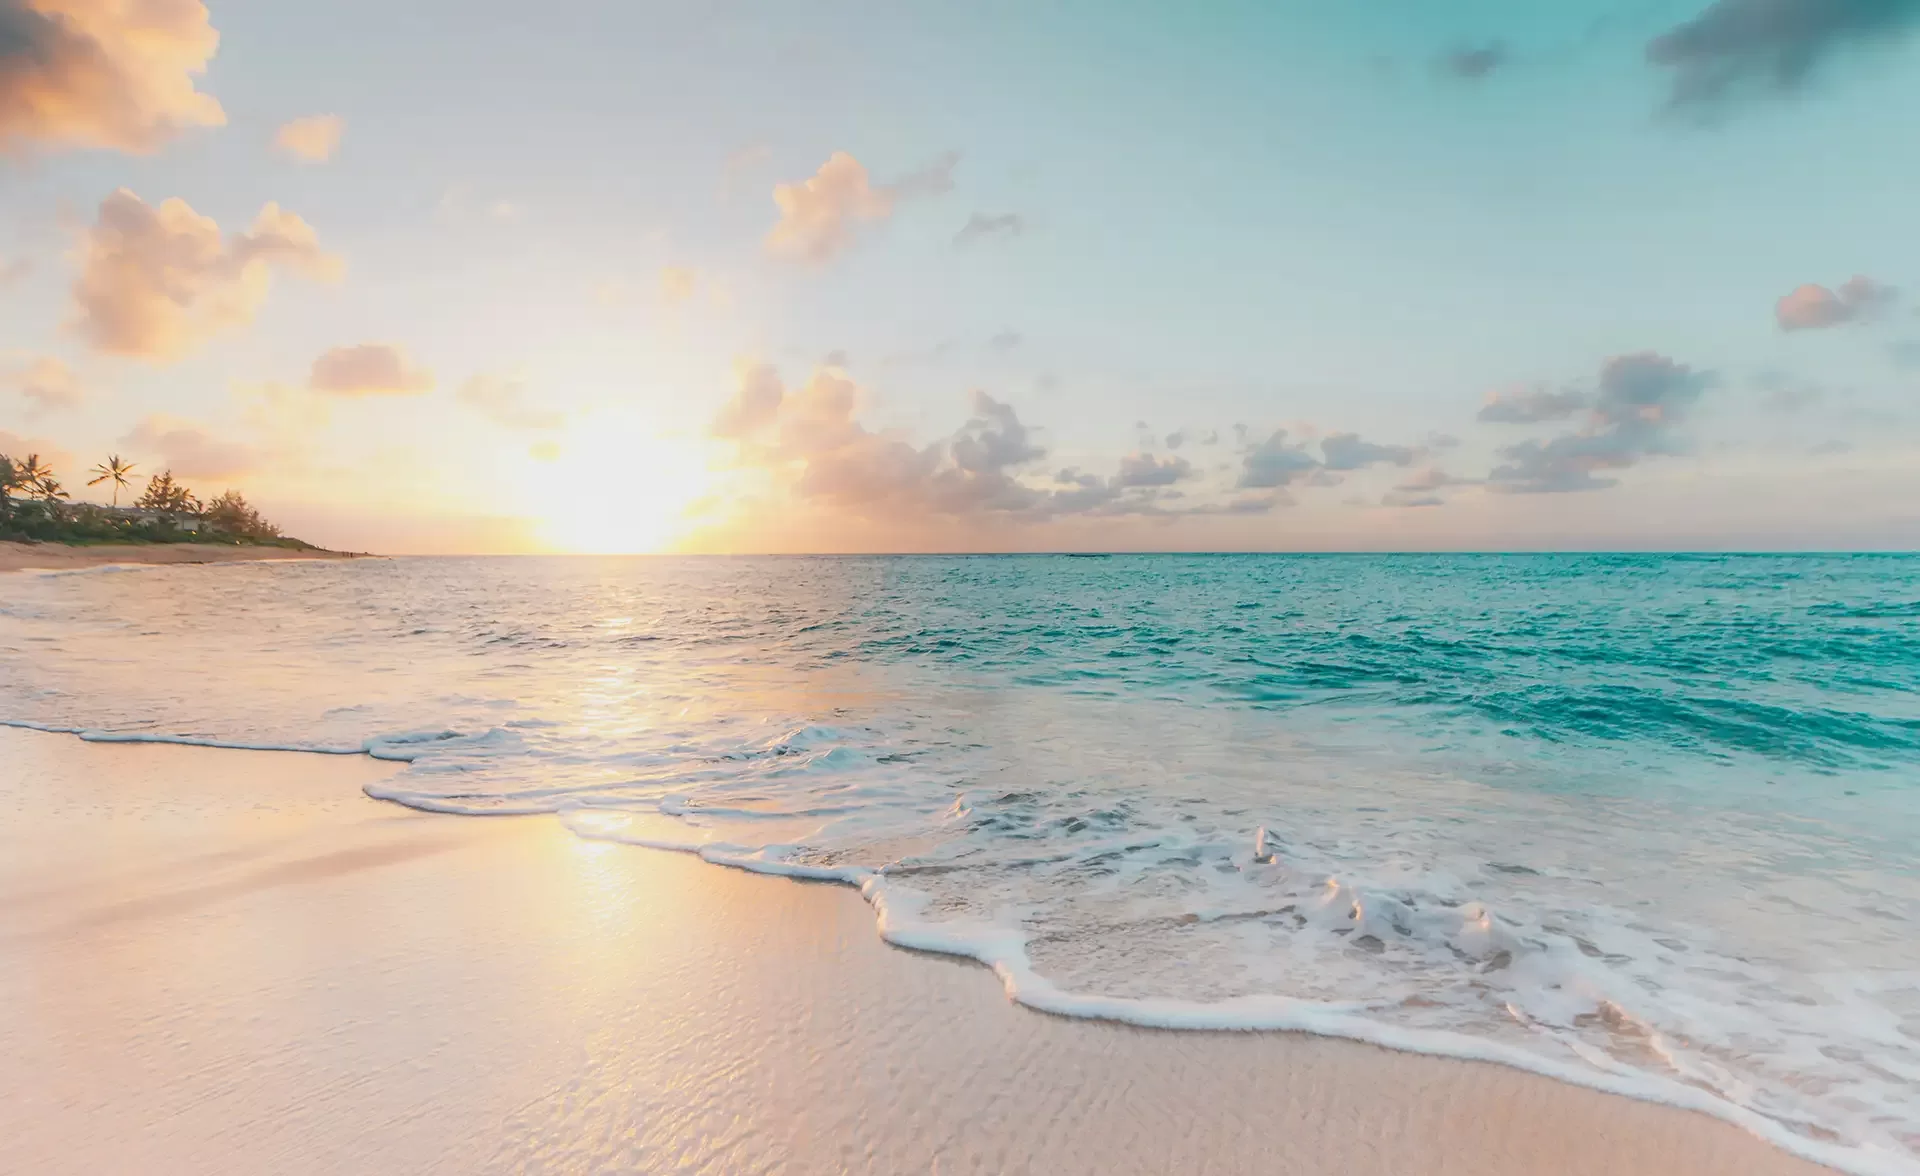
(0, 728), (1835, 1175)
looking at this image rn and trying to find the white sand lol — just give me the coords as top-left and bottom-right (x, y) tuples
(0, 541), (355, 573)
(0, 727), (1836, 1175)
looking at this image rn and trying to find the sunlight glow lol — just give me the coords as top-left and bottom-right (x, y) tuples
(528, 416), (715, 554)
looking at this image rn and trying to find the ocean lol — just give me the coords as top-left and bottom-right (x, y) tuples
(3, 553), (1916, 1174)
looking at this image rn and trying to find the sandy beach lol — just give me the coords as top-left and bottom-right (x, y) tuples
(0, 541), (356, 573)
(0, 726), (1836, 1176)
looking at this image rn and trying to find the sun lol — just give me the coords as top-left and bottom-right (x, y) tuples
(527, 417), (713, 554)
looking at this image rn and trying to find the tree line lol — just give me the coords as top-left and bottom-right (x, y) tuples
(0, 453), (304, 547)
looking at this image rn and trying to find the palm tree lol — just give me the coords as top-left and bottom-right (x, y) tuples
(0, 455), (19, 518)
(87, 454), (137, 506)
(11, 455), (68, 525)
(16, 454), (54, 497)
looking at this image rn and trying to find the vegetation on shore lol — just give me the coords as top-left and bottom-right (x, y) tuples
(0, 453), (319, 549)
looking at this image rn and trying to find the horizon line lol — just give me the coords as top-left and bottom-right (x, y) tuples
(373, 548), (1920, 558)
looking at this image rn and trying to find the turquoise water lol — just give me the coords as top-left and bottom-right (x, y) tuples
(3, 554), (1917, 1172)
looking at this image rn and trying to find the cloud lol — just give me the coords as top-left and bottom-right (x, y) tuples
(0, 0), (224, 152)
(71, 189), (341, 361)
(1486, 352), (1712, 493)
(1477, 384), (1589, 423)
(0, 428), (73, 473)
(1380, 492), (1443, 509)
(1320, 432), (1417, 470)
(891, 150), (960, 200)
(1775, 274), (1897, 330)
(660, 265), (698, 305)
(1890, 339), (1920, 368)
(0, 253), (29, 285)
(1381, 466), (1477, 508)
(1646, 0), (1920, 112)
(458, 375), (562, 430)
(274, 113), (342, 162)
(308, 344), (433, 396)
(1438, 43), (1508, 79)
(954, 212), (1025, 246)
(1213, 491), (1286, 514)
(1236, 429), (1320, 489)
(711, 362), (787, 439)
(765, 153), (888, 263)
(987, 330), (1024, 351)
(123, 415), (259, 479)
(703, 366), (1423, 540)
(949, 390), (1045, 474)
(1114, 452), (1193, 488)
(8, 354), (82, 413)
(766, 150), (959, 263)
(708, 365), (1238, 526)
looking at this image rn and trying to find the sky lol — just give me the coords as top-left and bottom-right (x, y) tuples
(3, 0), (1919, 554)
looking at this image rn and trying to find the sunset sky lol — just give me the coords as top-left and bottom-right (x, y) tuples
(3, 0), (1919, 553)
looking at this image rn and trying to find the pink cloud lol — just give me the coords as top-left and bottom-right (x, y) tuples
(274, 113), (343, 162)
(308, 344), (433, 396)
(122, 415), (261, 480)
(0, 0), (224, 153)
(765, 150), (958, 263)
(8, 355), (84, 413)
(71, 189), (341, 361)
(1775, 275), (1896, 331)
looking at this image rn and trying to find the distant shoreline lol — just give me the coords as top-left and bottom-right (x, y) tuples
(0, 540), (367, 574)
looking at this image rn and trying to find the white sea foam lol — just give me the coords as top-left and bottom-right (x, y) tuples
(546, 807), (1914, 1176)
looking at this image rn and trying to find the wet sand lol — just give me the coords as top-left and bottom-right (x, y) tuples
(0, 541), (354, 573)
(0, 727), (1837, 1175)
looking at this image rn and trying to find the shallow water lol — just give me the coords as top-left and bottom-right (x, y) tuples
(3, 554), (1917, 1174)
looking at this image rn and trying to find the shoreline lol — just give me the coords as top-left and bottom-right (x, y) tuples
(0, 539), (364, 573)
(0, 726), (1851, 1176)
